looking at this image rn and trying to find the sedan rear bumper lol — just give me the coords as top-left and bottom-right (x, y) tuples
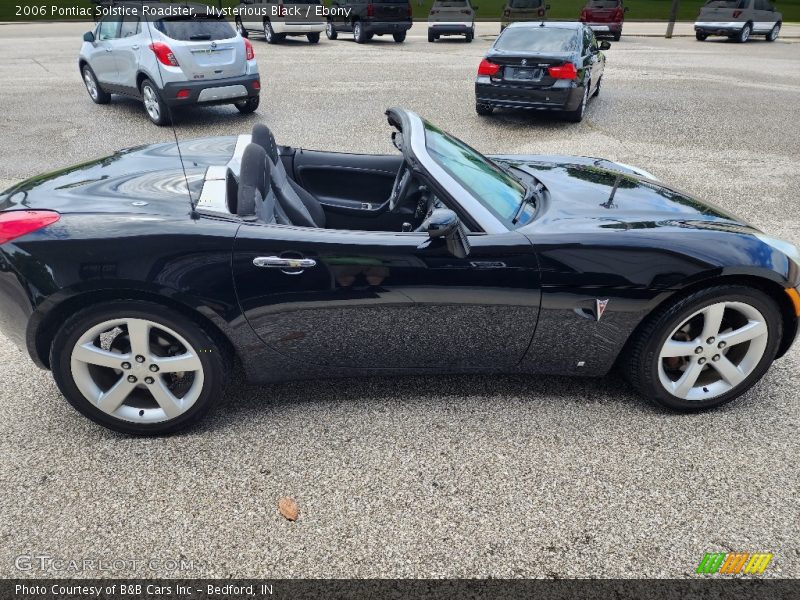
(475, 79), (584, 112)
(162, 74), (260, 107)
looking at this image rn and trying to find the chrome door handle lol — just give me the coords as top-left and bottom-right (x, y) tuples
(253, 256), (316, 269)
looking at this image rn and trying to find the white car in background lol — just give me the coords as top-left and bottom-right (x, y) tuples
(79, 4), (260, 125)
(428, 0), (476, 42)
(235, 0), (327, 44)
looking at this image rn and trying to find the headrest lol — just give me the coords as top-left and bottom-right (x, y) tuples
(237, 143), (271, 217)
(252, 123), (279, 164)
(225, 167), (239, 215)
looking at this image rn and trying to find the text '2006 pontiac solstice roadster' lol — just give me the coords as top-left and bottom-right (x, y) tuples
(0, 108), (798, 434)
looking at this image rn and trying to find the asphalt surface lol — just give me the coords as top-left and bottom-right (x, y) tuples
(1, 21), (799, 579)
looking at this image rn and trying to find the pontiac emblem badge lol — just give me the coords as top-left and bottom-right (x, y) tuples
(596, 299), (609, 321)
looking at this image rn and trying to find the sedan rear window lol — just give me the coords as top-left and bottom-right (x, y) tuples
(154, 17), (236, 42)
(495, 28), (580, 53)
(509, 0), (544, 7)
(587, 0), (620, 7)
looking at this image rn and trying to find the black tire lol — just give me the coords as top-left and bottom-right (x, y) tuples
(466, 29), (474, 42)
(612, 31), (621, 41)
(591, 75), (601, 98)
(695, 31), (708, 41)
(766, 23), (780, 42)
(235, 18), (245, 36)
(264, 20), (281, 44)
(140, 78), (169, 126)
(475, 103), (493, 116)
(50, 300), (229, 435)
(307, 32), (320, 44)
(563, 82), (589, 123)
(353, 21), (367, 43)
(82, 65), (111, 104)
(234, 96), (260, 114)
(736, 22), (752, 43)
(428, 30), (435, 43)
(326, 20), (338, 40)
(393, 31), (406, 43)
(623, 285), (782, 412)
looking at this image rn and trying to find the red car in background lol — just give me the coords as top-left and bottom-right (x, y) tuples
(579, 0), (627, 41)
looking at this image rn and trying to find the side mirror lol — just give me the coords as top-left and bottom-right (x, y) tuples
(599, 40), (611, 50)
(420, 208), (471, 258)
(83, 31), (95, 43)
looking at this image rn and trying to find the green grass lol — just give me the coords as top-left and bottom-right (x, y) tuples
(3, 0), (798, 25)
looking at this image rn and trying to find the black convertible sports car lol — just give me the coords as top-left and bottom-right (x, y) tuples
(0, 108), (798, 434)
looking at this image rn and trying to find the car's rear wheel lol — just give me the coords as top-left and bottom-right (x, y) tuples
(235, 18), (245, 36)
(623, 285), (782, 411)
(475, 103), (493, 116)
(353, 21), (367, 43)
(307, 32), (320, 43)
(264, 20), (282, 44)
(466, 29), (474, 42)
(51, 301), (228, 435)
(766, 23), (780, 41)
(393, 32), (406, 43)
(234, 96), (260, 114)
(592, 75), (602, 97)
(82, 65), (111, 104)
(613, 32), (621, 41)
(564, 82), (589, 122)
(326, 21), (338, 40)
(736, 22), (752, 43)
(695, 31), (708, 41)
(140, 78), (169, 126)
(428, 30), (436, 43)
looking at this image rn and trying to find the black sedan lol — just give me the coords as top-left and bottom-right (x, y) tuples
(0, 108), (798, 434)
(476, 21), (609, 121)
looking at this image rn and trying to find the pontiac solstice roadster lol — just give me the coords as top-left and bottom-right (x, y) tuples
(0, 108), (798, 434)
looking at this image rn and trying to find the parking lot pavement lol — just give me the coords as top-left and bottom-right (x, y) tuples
(1, 22), (799, 578)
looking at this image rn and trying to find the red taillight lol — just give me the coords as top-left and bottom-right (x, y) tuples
(547, 63), (578, 79)
(733, 9), (742, 17)
(244, 38), (255, 60)
(278, 2), (287, 16)
(252, 80), (260, 91)
(538, 8), (545, 16)
(614, 7), (623, 20)
(367, 3), (374, 16)
(149, 42), (179, 67)
(0, 211), (60, 245)
(580, 9), (588, 20)
(478, 58), (500, 76)
(176, 89), (190, 99)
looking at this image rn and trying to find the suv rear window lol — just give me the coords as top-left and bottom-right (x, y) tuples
(509, 0), (543, 7)
(495, 27), (579, 52)
(587, 0), (620, 7)
(703, 0), (745, 7)
(154, 17), (236, 42)
(373, 0), (410, 3)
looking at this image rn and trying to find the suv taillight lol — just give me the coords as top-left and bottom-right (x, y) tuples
(149, 42), (179, 67)
(580, 9), (588, 21)
(547, 63), (577, 79)
(733, 9), (742, 17)
(279, 2), (287, 16)
(614, 7), (623, 20)
(0, 211), (60, 245)
(367, 3), (374, 17)
(244, 38), (255, 60)
(478, 58), (500, 76)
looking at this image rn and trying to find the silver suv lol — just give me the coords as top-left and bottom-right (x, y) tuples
(79, 3), (261, 125)
(694, 0), (782, 43)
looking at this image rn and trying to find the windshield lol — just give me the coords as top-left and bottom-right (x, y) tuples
(495, 27), (579, 52)
(509, 0), (543, 8)
(424, 121), (526, 226)
(154, 17), (235, 42)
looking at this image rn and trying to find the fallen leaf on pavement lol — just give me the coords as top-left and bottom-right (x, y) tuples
(278, 497), (299, 521)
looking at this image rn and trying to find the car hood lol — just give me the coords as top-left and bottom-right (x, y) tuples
(495, 155), (759, 235)
(0, 136), (240, 215)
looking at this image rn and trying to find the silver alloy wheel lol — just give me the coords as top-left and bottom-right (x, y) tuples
(768, 23), (780, 41)
(142, 84), (160, 121)
(83, 69), (98, 101)
(579, 83), (589, 116)
(264, 21), (273, 42)
(740, 24), (751, 42)
(70, 318), (204, 423)
(236, 19), (244, 35)
(354, 22), (361, 40)
(658, 301), (768, 401)
(327, 22), (334, 36)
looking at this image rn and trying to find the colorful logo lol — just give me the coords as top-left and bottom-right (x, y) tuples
(696, 552), (773, 575)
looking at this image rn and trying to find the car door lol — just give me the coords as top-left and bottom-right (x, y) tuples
(587, 28), (605, 89)
(232, 224), (540, 369)
(114, 15), (143, 91)
(90, 17), (121, 84)
(753, 0), (776, 32)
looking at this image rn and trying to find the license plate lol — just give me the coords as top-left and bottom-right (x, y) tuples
(504, 67), (542, 82)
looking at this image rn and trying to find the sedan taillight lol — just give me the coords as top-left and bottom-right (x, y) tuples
(149, 42), (179, 67)
(547, 63), (578, 79)
(0, 211), (60, 245)
(244, 38), (255, 60)
(478, 58), (500, 76)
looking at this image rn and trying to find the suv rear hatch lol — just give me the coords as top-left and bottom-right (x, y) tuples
(698, 0), (747, 21)
(153, 17), (245, 81)
(371, 0), (412, 22)
(582, 0), (622, 23)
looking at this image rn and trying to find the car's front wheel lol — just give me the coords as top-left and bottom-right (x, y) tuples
(695, 31), (708, 41)
(353, 21), (367, 43)
(51, 301), (228, 435)
(82, 65), (110, 104)
(234, 96), (260, 114)
(624, 285), (782, 411)
(736, 22), (752, 43)
(766, 23), (780, 41)
(140, 78), (169, 126)
(326, 21), (338, 40)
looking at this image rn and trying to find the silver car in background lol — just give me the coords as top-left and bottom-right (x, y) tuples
(79, 2), (261, 125)
(694, 0), (782, 42)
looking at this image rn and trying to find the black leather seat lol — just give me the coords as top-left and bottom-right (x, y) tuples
(237, 143), (287, 224)
(252, 123), (326, 228)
